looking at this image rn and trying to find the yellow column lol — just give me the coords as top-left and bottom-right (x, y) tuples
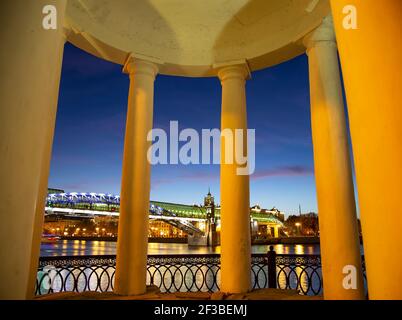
(115, 58), (158, 295)
(330, 0), (402, 299)
(304, 16), (364, 300)
(0, 0), (66, 299)
(218, 64), (251, 293)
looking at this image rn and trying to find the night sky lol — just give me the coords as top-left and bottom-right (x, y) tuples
(48, 42), (328, 216)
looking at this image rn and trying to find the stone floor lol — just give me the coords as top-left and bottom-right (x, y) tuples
(36, 286), (322, 300)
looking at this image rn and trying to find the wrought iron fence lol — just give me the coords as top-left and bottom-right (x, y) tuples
(35, 250), (366, 296)
(274, 253), (323, 295)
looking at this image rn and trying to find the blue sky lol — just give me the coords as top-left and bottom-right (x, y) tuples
(49, 43), (320, 216)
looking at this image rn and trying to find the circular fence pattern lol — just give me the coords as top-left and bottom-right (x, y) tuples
(36, 253), (366, 296)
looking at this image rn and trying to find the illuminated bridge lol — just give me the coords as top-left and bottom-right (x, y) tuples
(45, 192), (284, 236)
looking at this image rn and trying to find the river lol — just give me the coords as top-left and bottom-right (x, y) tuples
(40, 240), (321, 256)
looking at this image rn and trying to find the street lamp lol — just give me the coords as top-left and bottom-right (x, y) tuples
(295, 222), (301, 236)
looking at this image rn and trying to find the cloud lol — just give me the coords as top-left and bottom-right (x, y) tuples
(151, 165), (313, 189)
(55, 176), (122, 194)
(251, 166), (314, 180)
(60, 182), (90, 191)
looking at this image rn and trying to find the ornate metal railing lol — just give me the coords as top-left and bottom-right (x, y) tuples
(274, 253), (322, 295)
(35, 250), (366, 296)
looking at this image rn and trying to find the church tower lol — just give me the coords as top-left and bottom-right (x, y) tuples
(204, 188), (215, 221)
(204, 188), (218, 246)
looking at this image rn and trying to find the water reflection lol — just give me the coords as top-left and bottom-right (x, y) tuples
(41, 240), (321, 257)
(295, 244), (304, 255)
(275, 244), (285, 254)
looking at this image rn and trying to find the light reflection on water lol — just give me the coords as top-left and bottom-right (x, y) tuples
(40, 240), (321, 257)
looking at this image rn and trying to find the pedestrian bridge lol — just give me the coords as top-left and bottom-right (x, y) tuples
(45, 192), (283, 235)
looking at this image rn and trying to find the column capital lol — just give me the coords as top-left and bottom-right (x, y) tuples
(214, 60), (251, 82)
(62, 26), (72, 42)
(303, 15), (337, 52)
(123, 54), (159, 79)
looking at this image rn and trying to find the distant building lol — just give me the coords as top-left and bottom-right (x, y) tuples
(250, 205), (285, 222)
(285, 212), (319, 236)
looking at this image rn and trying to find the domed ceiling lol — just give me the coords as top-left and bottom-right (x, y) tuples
(65, 0), (330, 76)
